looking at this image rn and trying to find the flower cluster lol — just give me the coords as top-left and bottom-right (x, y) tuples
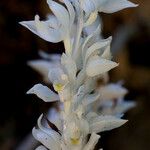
(20, 0), (137, 149)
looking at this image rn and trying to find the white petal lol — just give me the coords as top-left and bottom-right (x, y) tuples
(83, 133), (100, 150)
(27, 60), (58, 83)
(86, 56), (118, 77)
(101, 44), (112, 60)
(20, 15), (63, 43)
(48, 67), (65, 84)
(74, 44), (83, 70)
(82, 0), (138, 14)
(82, 92), (100, 106)
(84, 37), (112, 63)
(46, 14), (60, 28)
(63, 0), (75, 28)
(99, 0), (138, 13)
(82, 24), (101, 56)
(89, 115), (127, 133)
(27, 60), (50, 75)
(61, 53), (77, 81)
(47, 0), (70, 29)
(32, 128), (61, 150)
(114, 101), (136, 115)
(27, 84), (59, 102)
(75, 85), (85, 99)
(35, 145), (47, 150)
(19, 20), (38, 36)
(84, 11), (98, 27)
(81, 0), (96, 14)
(34, 15), (62, 42)
(38, 51), (61, 61)
(83, 15), (102, 36)
(34, 114), (61, 150)
(100, 101), (135, 116)
(47, 108), (63, 131)
(75, 69), (86, 89)
(39, 50), (51, 59)
(37, 114), (62, 135)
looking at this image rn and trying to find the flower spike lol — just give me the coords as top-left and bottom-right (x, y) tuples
(21, 0), (137, 149)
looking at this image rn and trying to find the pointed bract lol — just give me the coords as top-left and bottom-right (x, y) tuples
(84, 37), (112, 62)
(81, 0), (138, 15)
(99, 0), (138, 13)
(61, 53), (77, 81)
(47, 0), (70, 29)
(32, 128), (61, 150)
(89, 115), (127, 133)
(20, 15), (64, 43)
(27, 84), (59, 102)
(86, 56), (118, 77)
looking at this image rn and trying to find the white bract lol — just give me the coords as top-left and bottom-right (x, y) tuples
(27, 84), (59, 102)
(21, 0), (137, 149)
(81, 0), (138, 15)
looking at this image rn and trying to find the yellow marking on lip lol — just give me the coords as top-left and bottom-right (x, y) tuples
(70, 138), (80, 145)
(54, 83), (63, 92)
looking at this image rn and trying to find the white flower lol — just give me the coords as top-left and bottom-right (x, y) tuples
(33, 110), (126, 150)
(99, 83), (128, 101)
(28, 52), (61, 83)
(33, 114), (100, 150)
(48, 67), (68, 92)
(100, 100), (136, 116)
(48, 66), (72, 105)
(94, 83), (136, 116)
(20, 0), (75, 53)
(72, 95), (128, 134)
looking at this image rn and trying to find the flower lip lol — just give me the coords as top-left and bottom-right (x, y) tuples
(70, 137), (80, 145)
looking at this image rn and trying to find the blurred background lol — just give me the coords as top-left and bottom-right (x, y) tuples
(0, 0), (150, 150)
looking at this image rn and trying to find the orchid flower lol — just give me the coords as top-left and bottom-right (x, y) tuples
(28, 51), (61, 83)
(20, 0), (75, 53)
(96, 83), (136, 116)
(32, 110), (126, 150)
